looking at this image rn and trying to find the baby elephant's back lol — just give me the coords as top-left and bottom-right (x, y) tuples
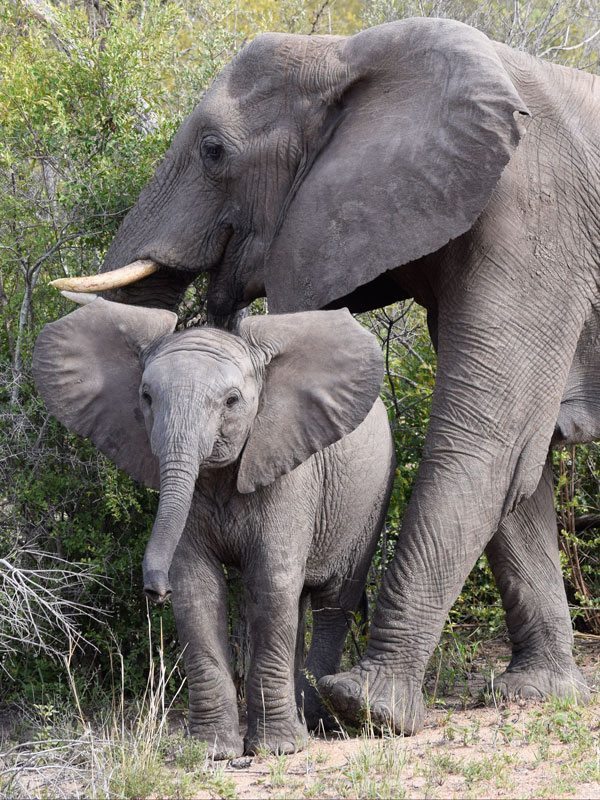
(306, 397), (395, 581)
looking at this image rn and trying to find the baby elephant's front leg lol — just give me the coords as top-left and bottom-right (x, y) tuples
(171, 545), (243, 760)
(244, 566), (308, 755)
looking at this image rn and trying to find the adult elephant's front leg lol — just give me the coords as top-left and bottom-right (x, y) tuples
(319, 249), (588, 733)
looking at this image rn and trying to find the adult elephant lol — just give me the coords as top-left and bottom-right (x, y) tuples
(57, 18), (599, 732)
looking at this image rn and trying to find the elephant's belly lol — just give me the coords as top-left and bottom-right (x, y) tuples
(304, 398), (395, 584)
(554, 305), (600, 446)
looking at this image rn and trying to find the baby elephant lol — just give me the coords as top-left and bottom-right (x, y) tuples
(34, 299), (394, 758)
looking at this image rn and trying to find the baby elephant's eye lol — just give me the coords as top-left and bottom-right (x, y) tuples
(141, 391), (152, 406)
(225, 394), (239, 408)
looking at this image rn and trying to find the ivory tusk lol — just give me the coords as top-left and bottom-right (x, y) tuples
(49, 259), (159, 292)
(60, 290), (98, 305)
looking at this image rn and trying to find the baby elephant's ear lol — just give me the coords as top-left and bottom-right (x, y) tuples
(33, 298), (177, 489)
(237, 309), (384, 493)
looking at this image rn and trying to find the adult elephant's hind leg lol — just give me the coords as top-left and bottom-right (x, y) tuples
(486, 459), (590, 702)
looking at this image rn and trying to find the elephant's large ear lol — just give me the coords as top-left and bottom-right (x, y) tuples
(33, 298), (177, 489)
(265, 18), (530, 312)
(236, 309), (383, 493)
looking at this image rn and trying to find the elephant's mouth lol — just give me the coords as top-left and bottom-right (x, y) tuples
(202, 449), (238, 468)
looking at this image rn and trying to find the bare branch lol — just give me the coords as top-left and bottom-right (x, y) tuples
(539, 25), (600, 56)
(309, 0), (331, 35)
(0, 550), (106, 658)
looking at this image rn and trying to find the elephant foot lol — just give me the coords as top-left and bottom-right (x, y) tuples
(244, 714), (308, 755)
(491, 663), (591, 704)
(189, 723), (244, 761)
(296, 674), (339, 732)
(317, 661), (425, 735)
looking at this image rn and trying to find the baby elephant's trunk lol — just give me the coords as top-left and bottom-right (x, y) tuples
(142, 436), (210, 603)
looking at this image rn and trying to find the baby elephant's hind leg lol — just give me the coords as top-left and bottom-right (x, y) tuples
(297, 577), (368, 731)
(485, 459), (589, 702)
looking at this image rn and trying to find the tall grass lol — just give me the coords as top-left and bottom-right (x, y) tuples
(0, 609), (206, 799)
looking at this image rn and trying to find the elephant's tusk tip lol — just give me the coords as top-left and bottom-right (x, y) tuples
(49, 277), (75, 289)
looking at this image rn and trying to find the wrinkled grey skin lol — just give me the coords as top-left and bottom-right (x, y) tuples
(90, 18), (597, 730)
(33, 300), (394, 757)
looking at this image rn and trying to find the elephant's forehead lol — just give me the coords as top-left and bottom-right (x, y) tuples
(145, 328), (253, 379)
(226, 32), (344, 96)
(193, 80), (242, 128)
(197, 33), (341, 122)
(196, 72), (278, 134)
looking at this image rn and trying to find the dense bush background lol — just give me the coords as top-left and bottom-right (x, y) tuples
(1, 0), (598, 706)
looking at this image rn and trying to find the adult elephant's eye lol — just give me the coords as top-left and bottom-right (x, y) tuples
(201, 139), (224, 164)
(141, 391), (152, 406)
(225, 394), (239, 407)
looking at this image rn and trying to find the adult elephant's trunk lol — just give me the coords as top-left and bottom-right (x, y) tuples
(142, 448), (205, 604)
(96, 198), (195, 311)
(57, 153), (214, 311)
